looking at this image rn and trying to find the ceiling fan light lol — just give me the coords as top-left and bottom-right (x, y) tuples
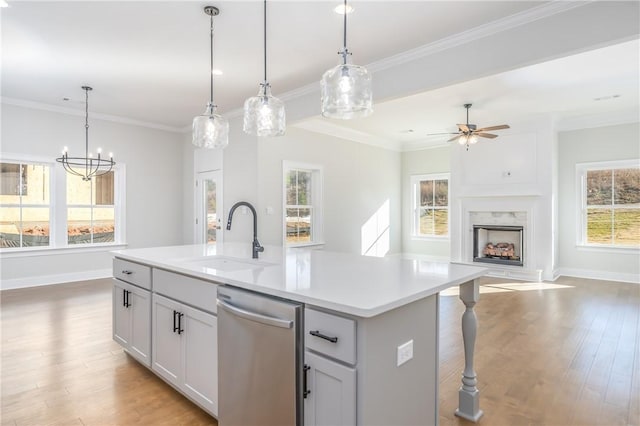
(469, 134), (479, 144)
(458, 135), (468, 145)
(244, 83), (286, 137)
(321, 63), (372, 119)
(193, 102), (229, 149)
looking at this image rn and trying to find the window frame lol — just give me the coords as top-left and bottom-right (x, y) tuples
(410, 173), (450, 240)
(575, 159), (640, 251)
(0, 156), (54, 249)
(0, 153), (126, 254)
(282, 161), (324, 247)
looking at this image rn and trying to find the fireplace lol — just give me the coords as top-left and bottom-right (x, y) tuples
(473, 225), (524, 267)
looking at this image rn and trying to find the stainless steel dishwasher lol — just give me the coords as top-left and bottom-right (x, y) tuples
(217, 286), (304, 426)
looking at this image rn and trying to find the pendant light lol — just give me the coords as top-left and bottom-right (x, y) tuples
(320, 0), (373, 119)
(56, 86), (114, 181)
(192, 6), (229, 149)
(243, 0), (285, 137)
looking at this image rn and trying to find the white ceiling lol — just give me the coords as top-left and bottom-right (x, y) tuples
(2, 0), (544, 129)
(2, 0), (638, 145)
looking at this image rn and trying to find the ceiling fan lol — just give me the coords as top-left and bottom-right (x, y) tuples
(429, 103), (510, 150)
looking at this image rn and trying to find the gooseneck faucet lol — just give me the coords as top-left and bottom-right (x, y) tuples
(226, 201), (264, 259)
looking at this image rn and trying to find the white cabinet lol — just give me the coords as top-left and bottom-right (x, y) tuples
(152, 293), (218, 417)
(112, 279), (151, 366)
(304, 307), (357, 426)
(304, 351), (356, 426)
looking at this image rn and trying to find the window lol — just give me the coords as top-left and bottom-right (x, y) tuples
(284, 162), (323, 245)
(411, 173), (449, 238)
(0, 161), (51, 248)
(577, 160), (640, 248)
(67, 172), (116, 244)
(0, 155), (125, 251)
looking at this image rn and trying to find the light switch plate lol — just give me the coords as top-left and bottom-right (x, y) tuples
(397, 340), (413, 366)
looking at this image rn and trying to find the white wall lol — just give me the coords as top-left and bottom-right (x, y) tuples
(255, 126), (402, 255)
(0, 104), (184, 288)
(557, 123), (640, 282)
(401, 145), (450, 259)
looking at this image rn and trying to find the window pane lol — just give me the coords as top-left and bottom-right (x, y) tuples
(434, 180), (448, 207)
(94, 208), (115, 243)
(0, 163), (25, 196)
(286, 170), (296, 205)
(67, 174), (92, 205)
(21, 207), (50, 246)
(95, 172), (115, 205)
(286, 208), (311, 243)
(68, 208), (92, 244)
(296, 171), (311, 205)
(419, 209), (434, 235)
(206, 180), (217, 244)
(586, 170), (612, 206)
(614, 168), (640, 205)
(434, 209), (448, 236)
(22, 164), (50, 205)
(613, 208), (640, 246)
(587, 208), (612, 244)
(0, 207), (21, 247)
(420, 181), (434, 207)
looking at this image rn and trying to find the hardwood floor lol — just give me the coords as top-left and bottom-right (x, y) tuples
(1, 276), (638, 425)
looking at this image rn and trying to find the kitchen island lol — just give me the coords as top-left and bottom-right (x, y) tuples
(112, 243), (487, 425)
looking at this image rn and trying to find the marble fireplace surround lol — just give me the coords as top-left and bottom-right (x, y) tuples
(454, 196), (545, 281)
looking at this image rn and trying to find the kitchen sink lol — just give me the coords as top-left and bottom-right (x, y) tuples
(183, 256), (275, 272)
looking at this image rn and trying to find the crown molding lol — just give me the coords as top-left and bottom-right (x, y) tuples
(1, 97), (185, 133)
(367, 1), (589, 74)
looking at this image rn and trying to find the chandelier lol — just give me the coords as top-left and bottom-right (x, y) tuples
(320, 0), (373, 119)
(243, 0), (285, 137)
(192, 6), (229, 149)
(56, 86), (114, 181)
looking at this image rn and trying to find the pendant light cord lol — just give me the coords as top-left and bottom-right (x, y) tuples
(209, 13), (214, 104)
(263, 0), (267, 83)
(342, 0), (348, 65)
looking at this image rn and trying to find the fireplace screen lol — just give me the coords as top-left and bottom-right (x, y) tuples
(473, 225), (524, 267)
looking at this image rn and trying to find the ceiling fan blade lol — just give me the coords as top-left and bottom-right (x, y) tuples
(476, 124), (510, 132)
(475, 132), (498, 139)
(457, 124), (469, 132)
(447, 134), (463, 142)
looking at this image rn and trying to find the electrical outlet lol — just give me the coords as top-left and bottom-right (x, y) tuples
(397, 340), (413, 367)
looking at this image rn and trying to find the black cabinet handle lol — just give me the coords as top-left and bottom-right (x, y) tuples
(125, 290), (132, 308)
(173, 310), (179, 333)
(303, 364), (311, 398)
(309, 330), (338, 343)
(121, 270), (133, 275)
(122, 289), (127, 307)
(178, 313), (184, 334)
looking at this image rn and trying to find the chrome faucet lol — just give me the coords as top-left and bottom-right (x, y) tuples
(226, 201), (264, 259)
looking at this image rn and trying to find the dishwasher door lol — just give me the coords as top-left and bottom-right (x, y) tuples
(217, 286), (303, 426)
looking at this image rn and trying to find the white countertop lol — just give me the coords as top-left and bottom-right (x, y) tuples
(112, 243), (487, 317)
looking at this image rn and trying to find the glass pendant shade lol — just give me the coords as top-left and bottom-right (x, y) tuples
(192, 102), (229, 149)
(243, 83), (285, 137)
(321, 62), (373, 120)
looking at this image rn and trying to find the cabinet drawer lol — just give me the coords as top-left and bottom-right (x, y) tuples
(113, 258), (151, 290)
(305, 308), (356, 365)
(153, 269), (218, 314)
